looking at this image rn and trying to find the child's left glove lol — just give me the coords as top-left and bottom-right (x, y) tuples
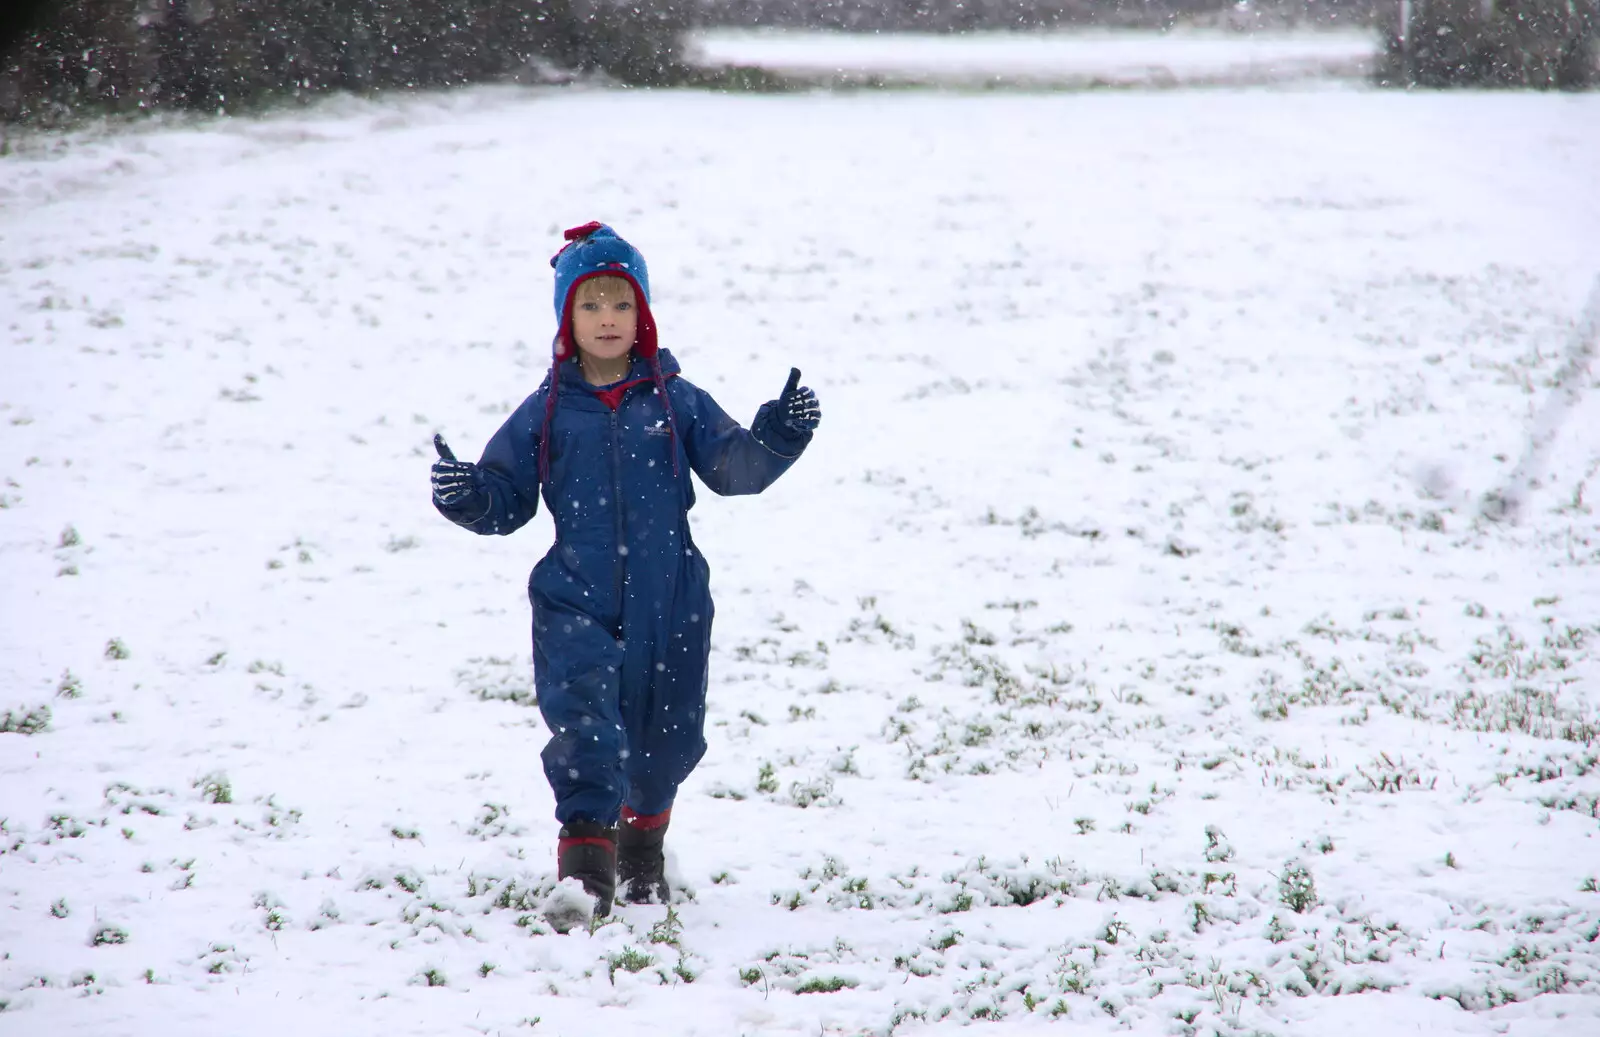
(431, 434), (485, 509)
(774, 367), (821, 437)
(753, 368), (820, 457)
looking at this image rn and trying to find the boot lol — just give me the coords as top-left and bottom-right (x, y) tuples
(617, 807), (671, 905)
(557, 820), (618, 917)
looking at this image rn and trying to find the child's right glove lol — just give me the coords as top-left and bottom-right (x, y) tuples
(431, 434), (485, 510)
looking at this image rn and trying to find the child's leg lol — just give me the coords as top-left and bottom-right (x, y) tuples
(534, 601), (629, 915)
(614, 589), (714, 903)
(533, 601), (628, 824)
(616, 662), (704, 904)
(618, 669), (709, 817)
(618, 599), (713, 817)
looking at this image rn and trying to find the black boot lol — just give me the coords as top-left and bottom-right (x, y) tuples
(618, 807), (671, 905)
(557, 820), (617, 917)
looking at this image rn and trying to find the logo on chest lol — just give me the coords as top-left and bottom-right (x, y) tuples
(644, 419), (671, 438)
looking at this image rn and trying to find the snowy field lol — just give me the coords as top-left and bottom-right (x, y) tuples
(685, 28), (1378, 86)
(3, 81), (1600, 1037)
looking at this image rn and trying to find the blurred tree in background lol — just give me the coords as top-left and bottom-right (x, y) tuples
(1, 0), (693, 122)
(1374, 0), (1597, 87)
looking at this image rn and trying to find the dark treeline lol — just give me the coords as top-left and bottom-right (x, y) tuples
(1, 0), (694, 123)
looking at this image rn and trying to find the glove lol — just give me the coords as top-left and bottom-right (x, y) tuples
(773, 367), (821, 438)
(431, 434), (484, 509)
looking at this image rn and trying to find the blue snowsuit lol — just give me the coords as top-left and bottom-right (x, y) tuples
(435, 224), (809, 825)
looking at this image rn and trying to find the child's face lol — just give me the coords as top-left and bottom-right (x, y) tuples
(570, 277), (637, 363)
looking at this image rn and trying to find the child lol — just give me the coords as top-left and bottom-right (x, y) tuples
(430, 222), (820, 915)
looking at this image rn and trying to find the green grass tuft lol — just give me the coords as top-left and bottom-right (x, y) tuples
(91, 925), (128, 946)
(608, 947), (654, 982)
(1278, 859), (1318, 913)
(0, 705), (51, 736)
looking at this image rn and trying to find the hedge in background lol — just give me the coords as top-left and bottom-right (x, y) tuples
(1, 0), (692, 123)
(1375, 0), (1598, 87)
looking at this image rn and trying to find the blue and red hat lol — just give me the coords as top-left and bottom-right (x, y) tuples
(550, 221), (657, 360)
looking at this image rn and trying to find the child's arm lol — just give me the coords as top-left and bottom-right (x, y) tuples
(679, 372), (817, 496)
(433, 392), (544, 535)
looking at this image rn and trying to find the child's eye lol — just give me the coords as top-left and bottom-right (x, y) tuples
(616, 302), (632, 311)
(580, 302), (599, 311)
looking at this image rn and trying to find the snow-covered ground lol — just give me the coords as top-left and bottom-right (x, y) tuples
(685, 28), (1378, 86)
(2, 82), (1600, 1037)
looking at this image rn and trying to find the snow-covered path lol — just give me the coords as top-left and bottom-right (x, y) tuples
(685, 27), (1379, 86)
(2, 85), (1599, 1037)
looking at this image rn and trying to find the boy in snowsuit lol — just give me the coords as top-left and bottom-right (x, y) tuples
(430, 222), (820, 914)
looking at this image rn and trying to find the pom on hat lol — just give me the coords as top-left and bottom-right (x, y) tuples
(550, 222), (607, 268)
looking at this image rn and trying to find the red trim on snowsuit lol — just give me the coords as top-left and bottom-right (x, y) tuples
(593, 376), (654, 411)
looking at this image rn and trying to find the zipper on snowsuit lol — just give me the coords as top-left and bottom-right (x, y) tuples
(609, 407), (625, 627)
